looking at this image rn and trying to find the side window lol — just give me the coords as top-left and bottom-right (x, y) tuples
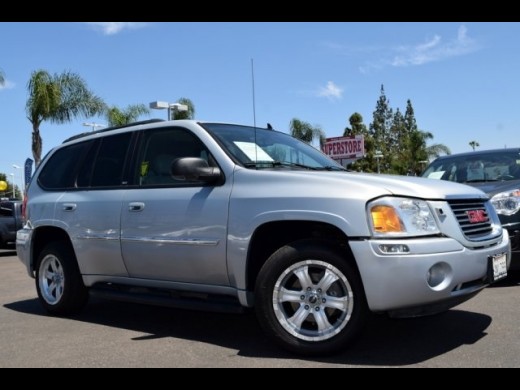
(90, 132), (132, 188)
(136, 127), (214, 187)
(38, 141), (94, 190)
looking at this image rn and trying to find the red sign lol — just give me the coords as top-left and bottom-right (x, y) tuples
(466, 210), (488, 224)
(322, 136), (364, 161)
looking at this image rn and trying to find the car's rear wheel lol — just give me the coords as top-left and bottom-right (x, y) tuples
(36, 242), (88, 315)
(255, 240), (368, 356)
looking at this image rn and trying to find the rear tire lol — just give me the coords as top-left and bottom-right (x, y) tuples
(255, 240), (368, 356)
(35, 242), (88, 315)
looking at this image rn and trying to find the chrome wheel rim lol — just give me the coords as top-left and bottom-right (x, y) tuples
(38, 255), (65, 305)
(273, 260), (354, 342)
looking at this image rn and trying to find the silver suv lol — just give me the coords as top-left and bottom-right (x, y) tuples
(17, 120), (510, 356)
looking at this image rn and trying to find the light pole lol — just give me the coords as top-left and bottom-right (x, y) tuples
(9, 173), (15, 199)
(12, 164), (24, 200)
(375, 151), (384, 174)
(83, 122), (105, 131)
(149, 101), (188, 120)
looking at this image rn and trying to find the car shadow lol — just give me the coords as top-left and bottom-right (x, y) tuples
(0, 249), (16, 257)
(4, 297), (492, 366)
(488, 271), (520, 288)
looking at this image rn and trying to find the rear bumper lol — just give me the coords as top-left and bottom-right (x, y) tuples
(349, 232), (511, 313)
(16, 228), (34, 278)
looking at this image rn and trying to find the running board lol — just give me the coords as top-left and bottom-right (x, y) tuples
(89, 283), (245, 314)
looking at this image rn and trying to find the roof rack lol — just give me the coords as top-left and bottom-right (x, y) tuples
(63, 119), (166, 143)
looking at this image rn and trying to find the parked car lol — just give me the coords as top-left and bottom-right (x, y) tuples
(17, 119), (510, 356)
(0, 200), (23, 248)
(422, 148), (520, 270)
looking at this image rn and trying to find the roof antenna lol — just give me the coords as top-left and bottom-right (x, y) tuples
(251, 58), (258, 164)
(251, 58), (257, 128)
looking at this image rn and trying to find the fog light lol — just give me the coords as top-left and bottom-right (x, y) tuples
(379, 244), (410, 254)
(427, 262), (452, 290)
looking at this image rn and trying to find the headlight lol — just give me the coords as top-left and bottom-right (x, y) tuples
(491, 190), (520, 216)
(368, 197), (440, 237)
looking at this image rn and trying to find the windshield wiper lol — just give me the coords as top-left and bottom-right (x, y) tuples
(465, 179), (499, 183)
(244, 161), (318, 170)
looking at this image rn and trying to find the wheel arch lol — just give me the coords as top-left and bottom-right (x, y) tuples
(30, 226), (74, 273)
(245, 220), (361, 298)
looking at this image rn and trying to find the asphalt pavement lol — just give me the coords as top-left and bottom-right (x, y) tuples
(1, 249), (519, 367)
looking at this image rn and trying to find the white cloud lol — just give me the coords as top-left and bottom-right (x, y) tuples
(0, 80), (15, 91)
(317, 81), (343, 100)
(86, 22), (148, 35)
(390, 25), (477, 67)
(358, 25), (479, 73)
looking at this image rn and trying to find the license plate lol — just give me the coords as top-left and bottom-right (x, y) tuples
(488, 254), (508, 283)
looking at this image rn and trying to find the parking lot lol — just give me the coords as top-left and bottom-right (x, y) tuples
(1, 249), (519, 367)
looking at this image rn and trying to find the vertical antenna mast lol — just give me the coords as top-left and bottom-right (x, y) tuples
(251, 58), (257, 128)
(251, 58), (258, 163)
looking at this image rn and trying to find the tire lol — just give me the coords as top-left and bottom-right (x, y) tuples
(255, 240), (369, 356)
(35, 242), (89, 316)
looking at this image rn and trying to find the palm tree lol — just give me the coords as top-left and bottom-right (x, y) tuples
(289, 118), (326, 148)
(469, 141), (480, 151)
(172, 97), (195, 120)
(105, 104), (150, 127)
(26, 70), (106, 166)
(407, 130), (451, 175)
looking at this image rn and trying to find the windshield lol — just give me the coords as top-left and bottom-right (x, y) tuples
(422, 151), (520, 183)
(203, 123), (345, 171)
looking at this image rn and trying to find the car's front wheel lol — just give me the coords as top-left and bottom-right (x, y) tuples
(255, 240), (368, 356)
(35, 242), (89, 316)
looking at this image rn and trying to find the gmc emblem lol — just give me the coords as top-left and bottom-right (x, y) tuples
(467, 209), (488, 224)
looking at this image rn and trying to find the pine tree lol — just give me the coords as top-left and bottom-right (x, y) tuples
(369, 85), (393, 173)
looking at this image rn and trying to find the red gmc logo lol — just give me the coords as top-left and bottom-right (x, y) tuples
(467, 210), (488, 224)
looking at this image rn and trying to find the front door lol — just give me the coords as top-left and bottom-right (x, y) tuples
(120, 127), (231, 286)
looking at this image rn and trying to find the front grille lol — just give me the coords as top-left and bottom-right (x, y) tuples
(448, 200), (493, 240)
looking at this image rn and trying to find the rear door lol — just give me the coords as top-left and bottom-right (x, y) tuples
(43, 133), (133, 277)
(120, 126), (232, 285)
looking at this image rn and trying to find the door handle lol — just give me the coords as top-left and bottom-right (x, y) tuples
(63, 203), (77, 212)
(128, 202), (145, 212)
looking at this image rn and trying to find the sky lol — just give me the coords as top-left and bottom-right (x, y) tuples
(1, 22), (520, 181)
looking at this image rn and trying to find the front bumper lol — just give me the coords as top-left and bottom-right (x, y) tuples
(349, 231), (511, 313)
(507, 228), (520, 270)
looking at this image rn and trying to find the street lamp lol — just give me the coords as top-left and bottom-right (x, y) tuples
(83, 122), (105, 131)
(12, 164), (24, 200)
(9, 173), (15, 199)
(149, 101), (188, 120)
(374, 150), (384, 174)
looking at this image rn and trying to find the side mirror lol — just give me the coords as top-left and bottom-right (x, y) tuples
(171, 157), (221, 183)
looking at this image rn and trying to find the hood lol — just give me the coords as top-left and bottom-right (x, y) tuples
(465, 179), (520, 197)
(234, 168), (488, 201)
(345, 172), (488, 200)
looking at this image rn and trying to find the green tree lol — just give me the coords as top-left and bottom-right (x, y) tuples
(172, 97), (195, 120)
(105, 104), (150, 127)
(0, 173), (20, 199)
(343, 112), (367, 137)
(26, 70), (106, 165)
(289, 118), (326, 148)
(344, 113), (375, 173)
(369, 85), (393, 172)
(407, 130), (451, 175)
(404, 99), (418, 133)
(469, 141), (480, 151)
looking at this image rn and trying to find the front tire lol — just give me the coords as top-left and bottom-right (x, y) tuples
(255, 240), (368, 356)
(35, 242), (88, 316)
